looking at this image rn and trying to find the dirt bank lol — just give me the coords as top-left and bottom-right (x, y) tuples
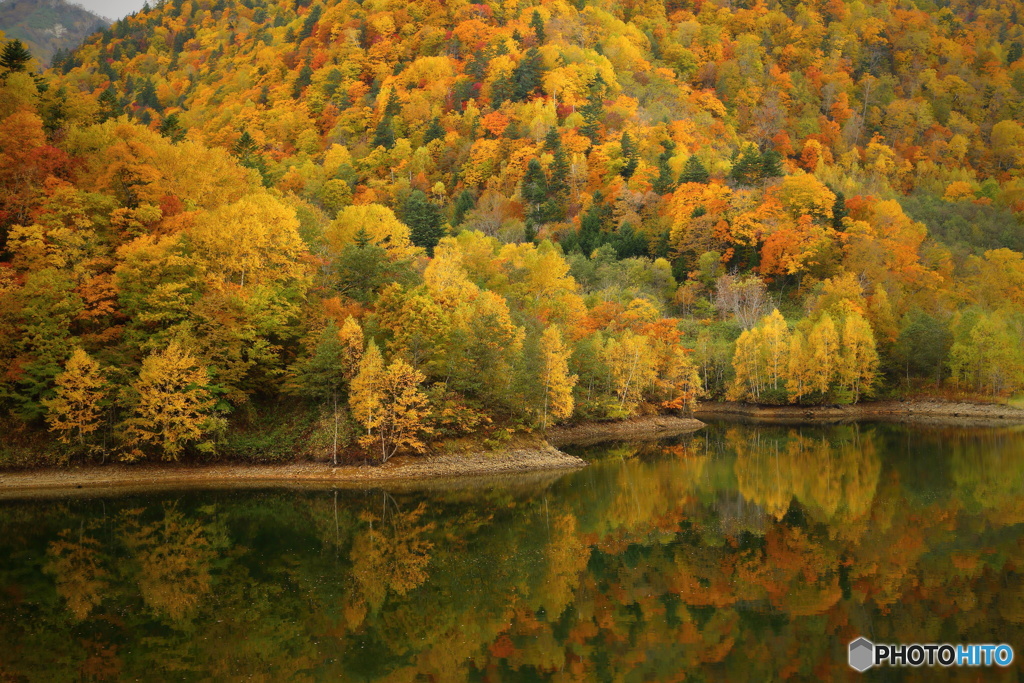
(546, 415), (706, 447)
(0, 446), (586, 499)
(695, 400), (1024, 426)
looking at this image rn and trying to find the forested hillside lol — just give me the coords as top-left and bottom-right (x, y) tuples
(0, 0), (108, 66)
(2, 0), (1024, 465)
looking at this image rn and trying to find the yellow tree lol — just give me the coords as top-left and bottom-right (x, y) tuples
(350, 341), (384, 441)
(321, 315), (364, 466)
(949, 313), (1024, 397)
(777, 172), (835, 221)
(658, 345), (704, 411)
(339, 316), (365, 381)
(729, 310), (790, 403)
(838, 312), (879, 403)
(351, 343), (432, 462)
(786, 329), (813, 402)
(44, 349), (107, 448)
(121, 342), (220, 461)
(188, 193), (308, 288)
(728, 328), (762, 402)
(807, 313), (840, 396)
(325, 203), (421, 261)
(603, 330), (659, 415)
(539, 325), (577, 429)
(760, 309), (791, 394)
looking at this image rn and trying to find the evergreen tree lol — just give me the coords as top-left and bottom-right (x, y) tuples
(580, 77), (605, 144)
(292, 63), (313, 98)
(620, 131), (639, 179)
(1009, 41), (1023, 64)
(159, 113), (186, 143)
(522, 158), (549, 226)
(384, 89), (402, 117)
(490, 72), (514, 109)
(547, 146), (571, 221)
(543, 127), (560, 153)
(831, 189), (848, 230)
(298, 3), (323, 41)
(576, 192), (612, 255)
(291, 321), (346, 404)
(679, 154), (710, 183)
(530, 10), (546, 44)
(335, 234), (394, 304)
(610, 223), (648, 258)
(452, 189), (476, 226)
(372, 116), (395, 148)
(730, 144), (762, 185)
(41, 87), (69, 135)
(512, 47), (543, 101)
(466, 48), (491, 82)
(423, 116), (445, 144)
(231, 130), (270, 184)
(0, 40), (32, 74)
(502, 119), (521, 139)
(652, 139), (678, 194)
(761, 149), (784, 178)
(403, 190), (447, 254)
(137, 79), (161, 110)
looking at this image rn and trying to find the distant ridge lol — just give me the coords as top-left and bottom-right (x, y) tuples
(0, 0), (109, 66)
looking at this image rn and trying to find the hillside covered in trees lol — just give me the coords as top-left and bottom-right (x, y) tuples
(2, 0), (1024, 465)
(0, 0), (108, 66)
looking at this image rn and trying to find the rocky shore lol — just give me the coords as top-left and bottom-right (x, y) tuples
(0, 444), (587, 498)
(695, 400), (1024, 426)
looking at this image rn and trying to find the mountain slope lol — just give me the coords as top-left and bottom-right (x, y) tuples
(0, 0), (108, 66)
(1, 0), (1024, 465)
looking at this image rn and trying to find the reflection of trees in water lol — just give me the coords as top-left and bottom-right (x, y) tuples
(730, 426), (881, 532)
(714, 491), (769, 537)
(948, 428), (1024, 523)
(7, 426), (1024, 680)
(44, 527), (108, 621)
(118, 505), (219, 622)
(349, 495), (435, 619)
(43, 504), (220, 624)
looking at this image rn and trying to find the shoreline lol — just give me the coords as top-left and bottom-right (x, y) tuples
(546, 415), (706, 447)
(695, 400), (1024, 426)
(7, 400), (1022, 498)
(0, 414), (708, 498)
(0, 446), (587, 499)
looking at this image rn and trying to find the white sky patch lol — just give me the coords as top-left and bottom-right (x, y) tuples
(72, 0), (149, 22)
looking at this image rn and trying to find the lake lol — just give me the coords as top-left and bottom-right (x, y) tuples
(2, 421), (1024, 680)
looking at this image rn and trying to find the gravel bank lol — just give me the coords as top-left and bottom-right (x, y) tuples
(695, 400), (1024, 426)
(546, 415), (706, 447)
(0, 446), (586, 498)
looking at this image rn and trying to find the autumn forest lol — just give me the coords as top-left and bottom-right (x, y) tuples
(2, 0), (1024, 465)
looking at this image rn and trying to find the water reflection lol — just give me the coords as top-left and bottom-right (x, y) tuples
(2, 422), (1024, 680)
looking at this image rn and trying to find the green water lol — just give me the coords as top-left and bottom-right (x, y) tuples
(2, 421), (1024, 681)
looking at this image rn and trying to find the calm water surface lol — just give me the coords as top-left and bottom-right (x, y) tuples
(2, 421), (1024, 681)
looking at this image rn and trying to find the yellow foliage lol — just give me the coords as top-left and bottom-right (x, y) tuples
(350, 343), (433, 462)
(188, 193), (308, 288)
(603, 330), (659, 415)
(326, 203), (421, 261)
(44, 349), (107, 447)
(121, 342), (220, 461)
(539, 326), (577, 428)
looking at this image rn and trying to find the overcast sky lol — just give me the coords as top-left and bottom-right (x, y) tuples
(73, 0), (149, 22)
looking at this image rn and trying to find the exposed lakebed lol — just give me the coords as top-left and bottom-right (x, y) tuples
(2, 421), (1024, 680)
